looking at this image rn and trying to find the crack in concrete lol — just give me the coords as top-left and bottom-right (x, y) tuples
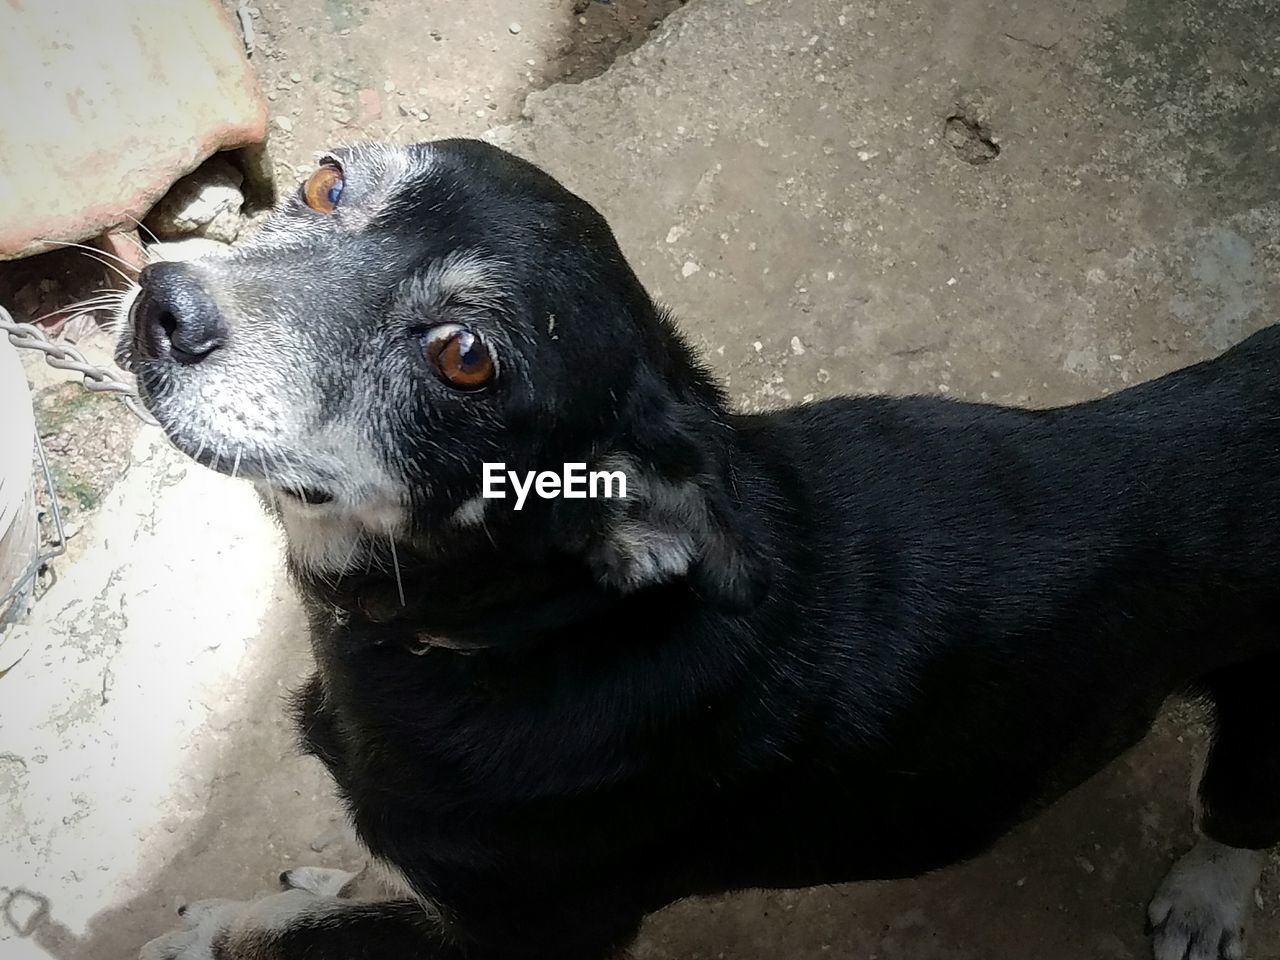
(1003, 31), (1061, 51)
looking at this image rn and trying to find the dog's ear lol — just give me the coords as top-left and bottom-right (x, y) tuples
(573, 397), (771, 611)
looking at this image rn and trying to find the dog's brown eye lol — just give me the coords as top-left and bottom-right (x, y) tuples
(302, 164), (345, 214)
(424, 325), (495, 390)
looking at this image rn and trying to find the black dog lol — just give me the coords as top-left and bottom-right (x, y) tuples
(120, 140), (1279, 960)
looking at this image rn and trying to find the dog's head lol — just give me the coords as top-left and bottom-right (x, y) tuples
(118, 140), (767, 612)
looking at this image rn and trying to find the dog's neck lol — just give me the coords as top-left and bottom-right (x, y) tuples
(292, 530), (696, 656)
(287, 452), (772, 655)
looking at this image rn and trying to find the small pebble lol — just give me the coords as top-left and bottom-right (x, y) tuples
(509, 22), (522, 35)
(289, 71), (302, 83)
(273, 115), (293, 133)
(383, 79), (395, 93)
(309, 830), (343, 853)
(790, 336), (806, 356)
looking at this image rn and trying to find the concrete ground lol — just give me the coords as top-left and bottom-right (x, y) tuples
(3, 0), (1280, 957)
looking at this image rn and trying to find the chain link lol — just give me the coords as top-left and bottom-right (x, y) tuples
(0, 432), (65, 618)
(1, 301), (157, 620)
(0, 304), (158, 426)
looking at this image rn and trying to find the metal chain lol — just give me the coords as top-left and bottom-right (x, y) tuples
(0, 432), (65, 617)
(0, 304), (158, 425)
(0, 301), (156, 619)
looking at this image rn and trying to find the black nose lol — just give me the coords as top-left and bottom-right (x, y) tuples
(133, 262), (228, 364)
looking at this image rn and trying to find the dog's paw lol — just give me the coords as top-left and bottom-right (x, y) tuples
(139, 897), (242, 960)
(1147, 839), (1263, 960)
(139, 888), (330, 960)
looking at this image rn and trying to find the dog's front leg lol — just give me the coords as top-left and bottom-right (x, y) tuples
(139, 865), (640, 960)
(138, 887), (453, 960)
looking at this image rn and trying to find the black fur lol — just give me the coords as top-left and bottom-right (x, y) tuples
(127, 140), (1280, 958)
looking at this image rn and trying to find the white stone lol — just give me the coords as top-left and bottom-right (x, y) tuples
(144, 156), (245, 243)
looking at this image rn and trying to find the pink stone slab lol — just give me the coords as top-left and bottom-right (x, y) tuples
(0, 0), (268, 259)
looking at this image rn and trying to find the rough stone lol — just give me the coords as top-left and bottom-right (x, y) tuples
(358, 88), (384, 121)
(0, 0), (267, 260)
(143, 157), (246, 243)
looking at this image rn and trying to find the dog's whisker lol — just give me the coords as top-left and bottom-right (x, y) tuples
(387, 537), (406, 607)
(115, 227), (159, 264)
(38, 239), (140, 283)
(121, 212), (163, 249)
(40, 237), (141, 271)
(28, 294), (124, 326)
(338, 533), (365, 582)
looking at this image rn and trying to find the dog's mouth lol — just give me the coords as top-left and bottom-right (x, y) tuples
(241, 467), (342, 510)
(157, 429), (342, 508)
(280, 486), (336, 507)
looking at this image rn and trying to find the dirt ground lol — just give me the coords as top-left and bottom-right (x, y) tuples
(235, 0), (690, 178)
(3, 0), (1280, 958)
